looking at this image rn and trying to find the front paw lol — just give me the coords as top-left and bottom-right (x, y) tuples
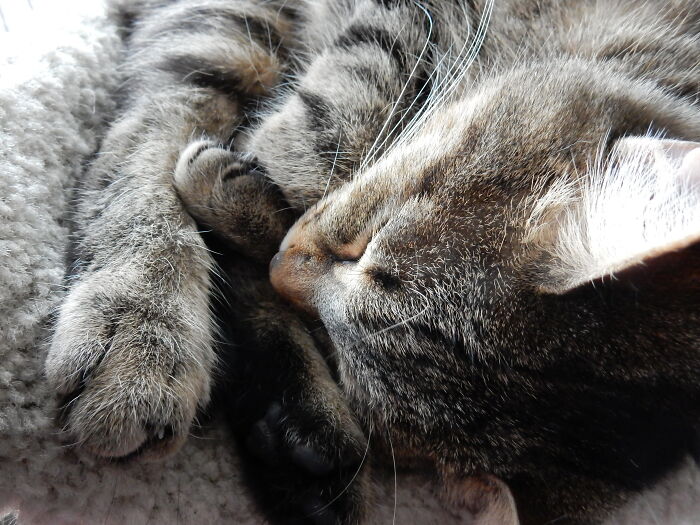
(173, 140), (294, 262)
(244, 398), (369, 525)
(46, 266), (214, 459)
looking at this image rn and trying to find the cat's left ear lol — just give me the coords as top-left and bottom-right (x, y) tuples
(533, 137), (700, 295)
(441, 472), (520, 525)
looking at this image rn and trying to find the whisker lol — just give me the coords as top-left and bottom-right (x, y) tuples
(321, 135), (343, 200)
(101, 473), (119, 525)
(309, 421), (374, 514)
(360, 1), (435, 170)
(384, 419), (398, 525)
(388, 0), (494, 155)
(357, 304), (430, 345)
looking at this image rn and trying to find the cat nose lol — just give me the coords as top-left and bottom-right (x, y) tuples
(270, 246), (327, 314)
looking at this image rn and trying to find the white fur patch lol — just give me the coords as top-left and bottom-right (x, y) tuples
(527, 136), (700, 292)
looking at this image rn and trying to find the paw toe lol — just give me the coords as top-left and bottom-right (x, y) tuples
(264, 401), (283, 428)
(241, 399), (368, 525)
(48, 278), (212, 460)
(247, 419), (279, 465)
(290, 444), (335, 477)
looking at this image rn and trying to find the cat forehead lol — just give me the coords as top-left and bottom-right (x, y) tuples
(316, 61), (697, 244)
(369, 76), (610, 191)
(315, 93), (570, 244)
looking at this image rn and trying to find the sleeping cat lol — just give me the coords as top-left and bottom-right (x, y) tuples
(48, 0), (700, 523)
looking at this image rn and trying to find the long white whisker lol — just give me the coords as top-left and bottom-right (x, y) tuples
(358, 304), (430, 344)
(389, 0), (494, 154)
(310, 421), (374, 514)
(365, 40), (460, 164)
(360, 1), (435, 171)
(384, 419), (398, 525)
(322, 134), (343, 200)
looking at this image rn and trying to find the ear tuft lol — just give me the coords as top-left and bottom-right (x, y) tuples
(527, 136), (700, 294)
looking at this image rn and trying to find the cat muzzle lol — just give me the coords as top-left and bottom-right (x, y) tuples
(270, 248), (327, 315)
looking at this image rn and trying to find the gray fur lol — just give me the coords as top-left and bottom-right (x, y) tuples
(50, 0), (700, 523)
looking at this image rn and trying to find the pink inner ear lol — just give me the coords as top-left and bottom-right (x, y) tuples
(679, 147), (700, 182)
(615, 136), (700, 188)
(653, 138), (700, 180)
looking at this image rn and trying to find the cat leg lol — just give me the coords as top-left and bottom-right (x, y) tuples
(47, 0), (294, 459)
(168, 1), (450, 520)
(173, 132), (369, 525)
(240, 335), (370, 525)
(215, 267), (370, 525)
(248, 0), (434, 207)
(214, 2), (434, 524)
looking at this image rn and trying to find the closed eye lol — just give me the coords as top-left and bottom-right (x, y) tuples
(369, 268), (401, 290)
(329, 234), (370, 263)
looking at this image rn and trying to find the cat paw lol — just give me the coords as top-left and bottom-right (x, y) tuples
(46, 265), (214, 459)
(244, 399), (369, 525)
(173, 140), (294, 262)
(173, 140), (249, 208)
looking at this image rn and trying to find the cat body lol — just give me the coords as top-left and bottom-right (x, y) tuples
(48, 0), (700, 523)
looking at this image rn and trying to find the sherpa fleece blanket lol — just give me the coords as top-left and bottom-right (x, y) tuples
(0, 2), (699, 524)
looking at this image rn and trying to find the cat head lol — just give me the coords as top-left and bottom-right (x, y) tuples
(270, 60), (700, 453)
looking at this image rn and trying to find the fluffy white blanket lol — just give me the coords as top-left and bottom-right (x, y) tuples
(0, 2), (697, 524)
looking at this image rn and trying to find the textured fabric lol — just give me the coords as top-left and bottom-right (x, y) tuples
(0, 2), (697, 524)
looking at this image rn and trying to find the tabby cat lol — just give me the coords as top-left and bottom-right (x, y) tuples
(48, 0), (700, 523)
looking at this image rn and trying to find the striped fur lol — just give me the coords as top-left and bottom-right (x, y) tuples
(49, 1), (700, 524)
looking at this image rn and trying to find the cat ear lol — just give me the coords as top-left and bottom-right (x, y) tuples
(532, 137), (700, 295)
(441, 472), (520, 525)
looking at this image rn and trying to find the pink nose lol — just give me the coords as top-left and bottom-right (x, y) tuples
(269, 246), (327, 315)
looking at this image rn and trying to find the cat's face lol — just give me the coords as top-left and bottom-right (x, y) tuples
(270, 60), (700, 438)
